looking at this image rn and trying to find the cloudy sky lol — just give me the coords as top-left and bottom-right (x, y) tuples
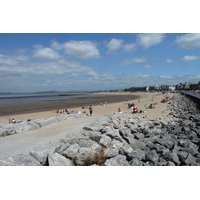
(0, 33), (200, 93)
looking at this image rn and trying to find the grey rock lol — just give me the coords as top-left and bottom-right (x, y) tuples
(54, 143), (71, 154)
(81, 131), (102, 143)
(162, 150), (180, 165)
(145, 150), (159, 164)
(62, 143), (80, 159)
(29, 142), (60, 165)
(0, 154), (41, 166)
(185, 153), (197, 165)
(129, 158), (143, 166)
(111, 139), (124, 150)
(165, 161), (176, 166)
(104, 129), (123, 143)
(99, 135), (112, 148)
(104, 155), (129, 166)
(75, 147), (102, 166)
(127, 149), (145, 161)
(118, 144), (133, 155)
(48, 152), (74, 166)
(104, 148), (119, 158)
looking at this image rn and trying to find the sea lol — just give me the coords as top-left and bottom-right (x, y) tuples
(0, 92), (99, 107)
(0, 92), (106, 116)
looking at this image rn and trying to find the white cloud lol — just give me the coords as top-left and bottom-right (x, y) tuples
(144, 64), (151, 69)
(182, 55), (199, 62)
(107, 38), (124, 53)
(33, 47), (60, 60)
(0, 54), (18, 66)
(137, 33), (165, 49)
(63, 40), (100, 59)
(87, 71), (99, 79)
(15, 55), (29, 61)
(120, 57), (147, 65)
(50, 40), (63, 51)
(123, 43), (136, 52)
(166, 59), (175, 63)
(175, 33), (200, 49)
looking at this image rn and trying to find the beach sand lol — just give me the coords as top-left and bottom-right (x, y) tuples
(0, 92), (173, 124)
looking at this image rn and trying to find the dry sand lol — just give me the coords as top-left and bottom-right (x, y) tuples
(0, 92), (174, 158)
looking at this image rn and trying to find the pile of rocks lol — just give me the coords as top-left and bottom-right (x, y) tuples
(0, 94), (200, 166)
(0, 112), (86, 137)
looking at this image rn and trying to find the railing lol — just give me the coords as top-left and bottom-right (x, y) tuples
(181, 91), (200, 99)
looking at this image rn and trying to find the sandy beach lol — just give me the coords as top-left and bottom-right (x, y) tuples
(0, 92), (173, 124)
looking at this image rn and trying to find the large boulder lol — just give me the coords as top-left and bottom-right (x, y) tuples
(145, 150), (159, 164)
(0, 154), (41, 166)
(48, 152), (74, 166)
(104, 155), (129, 166)
(29, 142), (60, 165)
(127, 148), (145, 161)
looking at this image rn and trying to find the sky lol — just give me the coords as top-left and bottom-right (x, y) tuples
(0, 33), (200, 93)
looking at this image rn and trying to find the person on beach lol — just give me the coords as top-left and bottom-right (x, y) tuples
(89, 105), (93, 116)
(12, 118), (16, 123)
(118, 108), (123, 113)
(65, 108), (69, 114)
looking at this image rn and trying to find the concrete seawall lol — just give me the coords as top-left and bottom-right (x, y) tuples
(181, 91), (200, 109)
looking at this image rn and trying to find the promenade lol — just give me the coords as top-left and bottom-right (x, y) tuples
(181, 91), (200, 99)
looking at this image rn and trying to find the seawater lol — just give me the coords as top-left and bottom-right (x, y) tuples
(0, 93), (102, 111)
(0, 93), (101, 108)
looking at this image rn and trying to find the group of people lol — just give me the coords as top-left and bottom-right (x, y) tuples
(9, 118), (16, 123)
(56, 109), (69, 114)
(100, 101), (107, 106)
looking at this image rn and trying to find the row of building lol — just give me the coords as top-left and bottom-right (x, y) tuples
(123, 81), (200, 92)
(175, 81), (200, 90)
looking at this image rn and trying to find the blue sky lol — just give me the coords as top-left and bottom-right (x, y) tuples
(0, 33), (200, 93)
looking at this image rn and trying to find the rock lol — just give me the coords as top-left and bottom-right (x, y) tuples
(111, 139), (124, 150)
(48, 153), (74, 166)
(75, 147), (105, 166)
(99, 135), (112, 148)
(177, 151), (189, 164)
(104, 148), (119, 158)
(0, 154), (41, 166)
(118, 144), (133, 155)
(104, 155), (129, 166)
(81, 131), (102, 143)
(54, 143), (71, 154)
(62, 143), (80, 160)
(127, 148), (145, 161)
(145, 150), (159, 164)
(129, 158), (143, 166)
(104, 129), (123, 143)
(76, 138), (100, 151)
(165, 161), (176, 166)
(178, 139), (190, 147)
(162, 150), (180, 165)
(29, 142), (60, 165)
(184, 153), (197, 165)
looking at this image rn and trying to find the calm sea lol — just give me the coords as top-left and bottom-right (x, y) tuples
(0, 93), (100, 107)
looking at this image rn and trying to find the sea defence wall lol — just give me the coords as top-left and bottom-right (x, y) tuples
(181, 91), (200, 108)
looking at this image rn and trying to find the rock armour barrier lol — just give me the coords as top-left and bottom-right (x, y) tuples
(0, 113), (86, 137)
(0, 94), (200, 166)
